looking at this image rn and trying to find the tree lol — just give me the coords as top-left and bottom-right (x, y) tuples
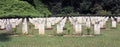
(0, 0), (51, 18)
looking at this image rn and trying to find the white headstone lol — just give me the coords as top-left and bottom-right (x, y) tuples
(22, 18), (28, 34)
(86, 18), (91, 28)
(38, 24), (45, 35)
(75, 23), (82, 34)
(112, 21), (116, 28)
(56, 17), (66, 34)
(46, 18), (52, 28)
(57, 24), (63, 34)
(0, 20), (6, 29)
(6, 20), (12, 34)
(94, 23), (100, 35)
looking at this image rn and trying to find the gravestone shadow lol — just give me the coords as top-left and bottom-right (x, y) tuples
(0, 33), (11, 42)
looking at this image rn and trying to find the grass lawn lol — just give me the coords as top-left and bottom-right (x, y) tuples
(0, 19), (120, 47)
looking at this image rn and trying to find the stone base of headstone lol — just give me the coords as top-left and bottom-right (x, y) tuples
(57, 30), (63, 34)
(0, 26), (5, 30)
(100, 27), (106, 29)
(39, 30), (45, 35)
(57, 27), (63, 34)
(12, 24), (16, 28)
(94, 31), (100, 35)
(22, 27), (28, 35)
(22, 31), (28, 35)
(45, 28), (53, 30)
(82, 35), (94, 37)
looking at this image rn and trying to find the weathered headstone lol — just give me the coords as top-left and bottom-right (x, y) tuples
(38, 24), (45, 35)
(86, 18), (91, 28)
(0, 21), (5, 29)
(57, 24), (63, 34)
(6, 20), (13, 34)
(22, 18), (28, 35)
(112, 20), (116, 28)
(46, 18), (52, 29)
(56, 17), (66, 34)
(100, 21), (104, 29)
(75, 23), (82, 34)
(94, 22), (100, 35)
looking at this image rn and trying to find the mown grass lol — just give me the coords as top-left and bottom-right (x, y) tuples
(0, 19), (120, 47)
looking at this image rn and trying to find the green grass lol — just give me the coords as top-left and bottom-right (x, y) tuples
(0, 20), (120, 47)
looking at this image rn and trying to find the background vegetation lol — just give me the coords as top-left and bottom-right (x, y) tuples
(32, 0), (120, 16)
(0, 0), (120, 17)
(0, 0), (51, 17)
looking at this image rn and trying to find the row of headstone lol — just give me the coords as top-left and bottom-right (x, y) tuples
(29, 17), (63, 35)
(29, 18), (45, 35)
(110, 17), (120, 28)
(22, 17), (120, 35)
(69, 17), (82, 34)
(46, 17), (63, 29)
(1, 17), (115, 35)
(68, 16), (109, 35)
(0, 18), (22, 34)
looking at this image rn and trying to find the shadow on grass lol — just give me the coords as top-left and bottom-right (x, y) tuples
(0, 33), (11, 42)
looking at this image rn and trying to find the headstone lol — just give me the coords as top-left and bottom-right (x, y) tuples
(116, 17), (120, 22)
(75, 23), (82, 34)
(22, 18), (28, 35)
(17, 18), (22, 25)
(35, 22), (39, 29)
(100, 21), (104, 28)
(86, 18), (91, 28)
(112, 20), (116, 28)
(0, 20), (6, 29)
(38, 24), (45, 35)
(57, 24), (63, 34)
(111, 17), (117, 28)
(6, 20), (12, 34)
(94, 22), (100, 35)
(10, 19), (16, 28)
(56, 17), (66, 34)
(46, 18), (52, 29)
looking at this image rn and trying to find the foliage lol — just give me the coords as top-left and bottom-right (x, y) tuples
(0, 0), (51, 17)
(38, 0), (120, 16)
(33, 0), (51, 16)
(1, 0), (120, 17)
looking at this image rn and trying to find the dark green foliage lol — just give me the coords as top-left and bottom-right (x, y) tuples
(87, 28), (91, 35)
(0, 0), (120, 17)
(0, 0), (51, 17)
(40, 0), (120, 16)
(33, 0), (51, 16)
